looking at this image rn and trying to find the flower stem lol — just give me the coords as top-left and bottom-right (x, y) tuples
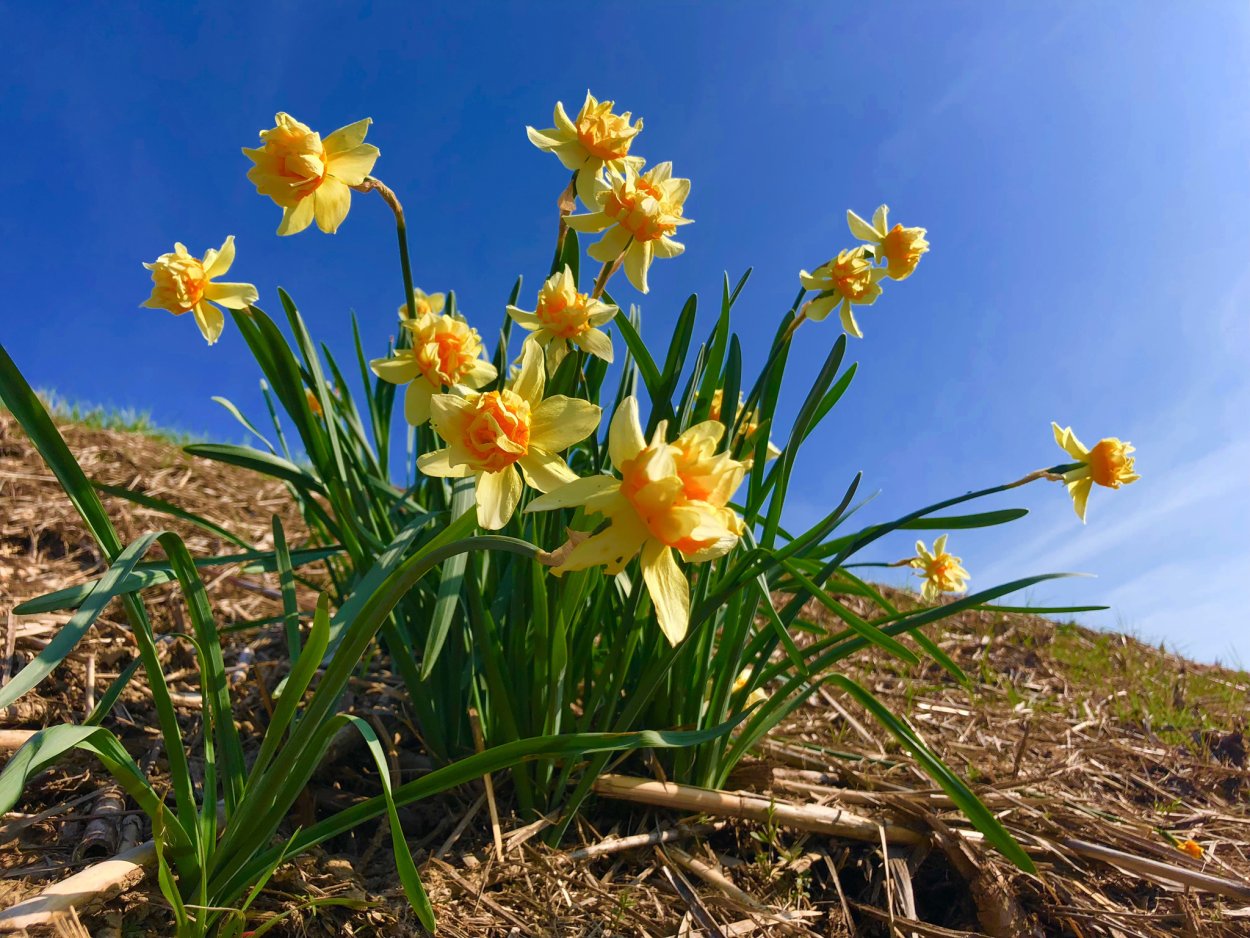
(550, 173), (578, 276)
(591, 253), (626, 300)
(353, 176), (416, 316)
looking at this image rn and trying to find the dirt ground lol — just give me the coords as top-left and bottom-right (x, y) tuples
(1, 412), (1247, 937)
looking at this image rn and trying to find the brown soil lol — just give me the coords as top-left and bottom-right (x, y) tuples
(1, 412), (1247, 937)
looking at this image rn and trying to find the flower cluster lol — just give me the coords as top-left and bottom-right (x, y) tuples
(530, 93), (691, 295)
(528, 398), (746, 644)
(799, 205), (928, 338)
(137, 97), (1140, 648)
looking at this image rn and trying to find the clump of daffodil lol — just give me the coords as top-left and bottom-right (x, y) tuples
(507, 265), (616, 372)
(909, 535), (970, 601)
(243, 112), (380, 236)
(418, 341), (600, 530)
(400, 288), (446, 320)
(527, 397), (746, 645)
(798, 247), (886, 338)
(566, 163), (692, 294)
(527, 92), (645, 205)
(141, 236), (258, 345)
(1051, 423), (1140, 522)
(370, 309), (496, 426)
(708, 389), (782, 461)
(1177, 839), (1204, 860)
(732, 668), (768, 709)
(847, 205), (930, 280)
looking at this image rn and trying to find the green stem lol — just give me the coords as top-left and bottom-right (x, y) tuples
(355, 176), (416, 315)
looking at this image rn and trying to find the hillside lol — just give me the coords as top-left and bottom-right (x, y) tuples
(0, 413), (1247, 937)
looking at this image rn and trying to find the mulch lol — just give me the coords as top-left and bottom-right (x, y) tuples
(1, 412), (1247, 936)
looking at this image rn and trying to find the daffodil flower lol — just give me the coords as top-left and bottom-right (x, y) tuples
(527, 92), (644, 205)
(708, 389), (782, 461)
(141, 236), (258, 345)
(732, 668), (769, 709)
(400, 288), (446, 320)
(1177, 839), (1204, 859)
(1051, 423), (1140, 522)
(798, 247), (886, 338)
(507, 266), (616, 373)
(526, 397), (746, 645)
(847, 205), (930, 281)
(418, 341), (601, 530)
(370, 310), (496, 426)
(243, 112), (380, 235)
(566, 163), (692, 294)
(910, 535), (970, 601)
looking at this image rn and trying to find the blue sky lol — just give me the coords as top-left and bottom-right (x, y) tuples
(3, 3), (1247, 663)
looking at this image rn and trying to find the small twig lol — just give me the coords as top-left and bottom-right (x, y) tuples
(82, 654), (95, 718)
(593, 774), (925, 846)
(565, 822), (723, 862)
(0, 840), (155, 932)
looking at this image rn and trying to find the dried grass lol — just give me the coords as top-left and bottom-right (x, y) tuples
(1, 413), (1247, 936)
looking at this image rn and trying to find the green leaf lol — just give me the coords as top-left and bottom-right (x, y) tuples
(611, 308), (663, 397)
(421, 478), (475, 678)
(0, 535), (158, 711)
(94, 481), (252, 550)
(184, 443), (326, 494)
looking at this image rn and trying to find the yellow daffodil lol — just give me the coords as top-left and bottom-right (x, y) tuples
(732, 668), (768, 709)
(1177, 839), (1204, 859)
(527, 92), (645, 205)
(566, 163), (692, 294)
(910, 535), (970, 602)
(305, 387), (323, 417)
(708, 389), (782, 461)
(798, 247), (886, 338)
(400, 288), (446, 320)
(847, 205), (930, 281)
(370, 310), (496, 426)
(527, 397), (746, 645)
(507, 265), (616, 372)
(1051, 423), (1140, 522)
(141, 236), (258, 346)
(418, 341), (601, 530)
(243, 112), (380, 236)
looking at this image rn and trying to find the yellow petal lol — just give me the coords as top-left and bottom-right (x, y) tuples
(526, 474), (621, 512)
(203, 281), (258, 310)
(476, 466), (522, 530)
(574, 164), (605, 205)
(641, 540), (690, 646)
(553, 100), (577, 135)
(313, 178), (352, 233)
(327, 143), (380, 186)
(526, 125), (567, 151)
(277, 197), (315, 236)
(1051, 422), (1090, 461)
(370, 355), (420, 385)
(506, 305), (541, 329)
(518, 450), (578, 492)
(558, 507), (649, 574)
(203, 235), (236, 278)
(428, 392), (473, 441)
(405, 380), (434, 426)
(838, 302), (863, 339)
(192, 302), (225, 346)
(847, 209), (880, 242)
(622, 240), (654, 294)
(322, 117), (372, 153)
(571, 327), (614, 363)
(463, 359), (498, 389)
(510, 339), (545, 405)
(530, 396), (602, 452)
(609, 397), (645, 469)
(1069, 477), (1093, 523)
(565, 211), (615, 234)
(804, 295), (837, 322)
(416, 448), (473, 478)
